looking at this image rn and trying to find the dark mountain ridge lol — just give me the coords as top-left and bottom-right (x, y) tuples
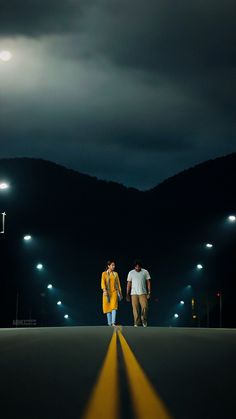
(0, 154), (235, 327)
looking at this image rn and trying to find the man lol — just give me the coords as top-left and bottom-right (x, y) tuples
(126, 260), (151, 327)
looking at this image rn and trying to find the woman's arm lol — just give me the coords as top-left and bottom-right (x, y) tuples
(117, 273), (123, 296)
(101, 272), (107, 294)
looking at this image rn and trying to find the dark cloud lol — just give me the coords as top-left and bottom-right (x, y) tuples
(0, 0), (85, 36)
(0, 1), (235, 188)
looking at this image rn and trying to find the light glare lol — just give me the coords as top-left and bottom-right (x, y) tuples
(0, 50), (12, 61)
(0, 182), (9, 190)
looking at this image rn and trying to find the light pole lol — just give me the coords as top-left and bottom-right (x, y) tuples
(15, 290), (19, 328)
(0, 182), (9, 234)
(206, 296), (210, 328)
(216, 292), (222, 328)
(1, 212), (6, 234)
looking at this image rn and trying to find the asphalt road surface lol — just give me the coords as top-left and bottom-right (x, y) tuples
(0, 326), (235, 419)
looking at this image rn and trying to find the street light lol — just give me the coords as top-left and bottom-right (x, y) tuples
(64, 314), (69, 319)
(47, 284), (53, 289)
(36, 263), (43, 270)
(180, 300), (185, 305)
(57, 301), (62, 306)
(0, 182), (9, 190)
(197, 264), (203, 270)
(24, 235), (32, 241)
(228, 215), (236, 222)
(206, 243), (213, 248)
(174, 313), (179, 319)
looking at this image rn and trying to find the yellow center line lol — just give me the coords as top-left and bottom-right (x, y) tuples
(117, 330), (173, 419)
(82, 331), (119, 419)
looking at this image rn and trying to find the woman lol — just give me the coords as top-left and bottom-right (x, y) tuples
(101, 260), (123, 326)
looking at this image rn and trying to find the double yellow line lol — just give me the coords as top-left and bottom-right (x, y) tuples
(82, 328), (173, 419)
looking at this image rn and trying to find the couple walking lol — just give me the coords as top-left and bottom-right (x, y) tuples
(101, 260), (151, 327)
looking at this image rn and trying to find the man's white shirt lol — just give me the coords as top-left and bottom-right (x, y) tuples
(127, 268), (151, 295)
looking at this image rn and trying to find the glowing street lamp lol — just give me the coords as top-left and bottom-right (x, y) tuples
(47, 284), (53, 289)
(36, 263), (43, 270)
(197, 264), (203, 270)
(24, 235), (32, 241)
(57, 301), (62, 306)
(0, 182), (9, 190)
(180, 300), (185, 305)
(64, 314), (69, 319)
(206, 243), (213, 248)
(228, 215), (236, 222)
(174, 313), (179, 319)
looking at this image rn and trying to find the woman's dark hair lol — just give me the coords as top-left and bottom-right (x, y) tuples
(107, 260), (116, 269)
(134, 260), (142, 267)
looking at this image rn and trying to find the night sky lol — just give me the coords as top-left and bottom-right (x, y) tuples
(0, 0), (235, 189)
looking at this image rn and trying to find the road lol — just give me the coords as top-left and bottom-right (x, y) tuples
(0, 326), (235, 419)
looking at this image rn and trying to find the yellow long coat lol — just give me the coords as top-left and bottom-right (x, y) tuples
(101, 271), (122, 314)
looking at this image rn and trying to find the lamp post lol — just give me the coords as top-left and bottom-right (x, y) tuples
(216, 292), (222, 328)
(0, 182), (9, 234)
(1, 212), (6, 234)
(15, 290), (19, 328)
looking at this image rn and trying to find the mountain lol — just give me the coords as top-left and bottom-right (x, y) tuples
(0, 154), (235, 327)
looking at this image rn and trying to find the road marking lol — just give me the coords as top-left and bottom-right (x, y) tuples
(82, 331), (119, 419)
(118, 330), (173, 419)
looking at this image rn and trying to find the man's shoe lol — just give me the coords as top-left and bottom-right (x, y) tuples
(142, 322), (147, 327)
(134, 324), (138, 327)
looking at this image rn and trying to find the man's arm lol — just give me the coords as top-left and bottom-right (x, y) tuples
(126, 281), (132, 302)
(146, 279), (151, 299)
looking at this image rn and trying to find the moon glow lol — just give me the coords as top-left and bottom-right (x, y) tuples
(0, 50), (12, 61)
